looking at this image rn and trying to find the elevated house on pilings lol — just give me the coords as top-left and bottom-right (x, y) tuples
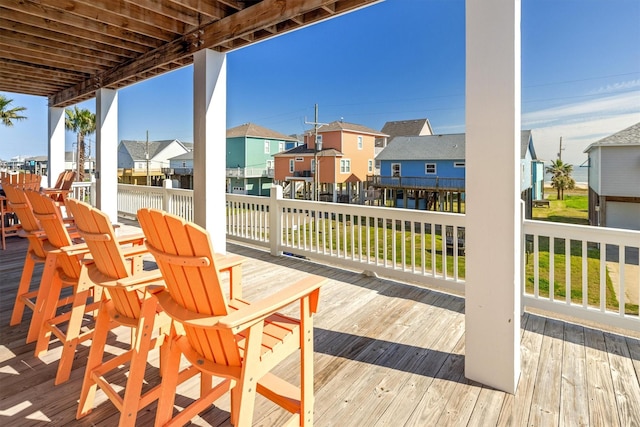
(370, 130), (541, 218)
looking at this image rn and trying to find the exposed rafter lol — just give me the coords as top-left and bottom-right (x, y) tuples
(0, 0), (380, 107)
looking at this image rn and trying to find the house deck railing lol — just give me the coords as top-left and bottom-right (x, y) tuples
(368, 175), (465, 191)
(114, 183), (639, 331)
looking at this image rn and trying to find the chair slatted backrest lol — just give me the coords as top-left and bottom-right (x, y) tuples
(3, 184), (48, 258)
(137, 208), (241, 367)
(25, 190), (80, 279)
(60, 170), (76, 191)
(4, 173), (41, 190)
(65, 199), (141, 319)
(52, 171), (66, 190)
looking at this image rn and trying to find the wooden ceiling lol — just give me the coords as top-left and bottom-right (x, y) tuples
(0, 0), (379, 107)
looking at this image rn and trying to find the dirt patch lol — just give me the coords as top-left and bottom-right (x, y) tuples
(607, 262), (639, 307)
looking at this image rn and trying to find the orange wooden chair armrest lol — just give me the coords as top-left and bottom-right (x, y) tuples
(220, 276), (325, 333)
(116, 269), (165, 288)
(116, 233), (146, 245)
(156, 276), (326, 332)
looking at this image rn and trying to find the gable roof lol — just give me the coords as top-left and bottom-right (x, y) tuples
(521, 130), (536, 160)
(378, 130), (535, 161)
(584, 122), (640, 152)
(380, 118), (433, 139)
(227, 123), (299, 141)
(377, 134), (466, 161)
(120, 139), (186, 161)
(309, 121), (388, 137)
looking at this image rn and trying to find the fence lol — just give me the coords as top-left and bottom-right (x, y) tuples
(112, 183), (640, 330)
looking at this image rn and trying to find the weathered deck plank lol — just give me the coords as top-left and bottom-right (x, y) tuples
(0, 233), (639, 426)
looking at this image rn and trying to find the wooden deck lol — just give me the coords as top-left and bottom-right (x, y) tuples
(1, 227), (639, 426)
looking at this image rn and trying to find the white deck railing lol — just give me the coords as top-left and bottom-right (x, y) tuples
(113, 183), (640, 331)
(522, 219), (639, 330)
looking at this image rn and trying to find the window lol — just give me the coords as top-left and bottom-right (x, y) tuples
(316, 134), (323, 149)
(266, 160), (274, 169)
(425, 163), (436, 174)
(357, 136), (363, 150)
(264, 140), (270, 154)
(278, 142), (285, 152)
(340, 159), (351, 174)
(289, 159), (294, 173)
(454, 162), (465, 168)
(295, 157), (304, 162)
(392, 163), (401, 177)
(311, 159), (315, 172)
(368, 159), (373, 173)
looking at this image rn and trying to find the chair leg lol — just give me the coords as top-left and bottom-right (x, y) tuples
(77, 298), (111, 419)
(300, 299), (315, 427)
(54, 287), (92, 385)
(234, 323), (263, 427)
(10, 250), (36, 326)
(154, 334), (182, 427)
(118, 292), (158, 427)
(33, 264), (63, 353)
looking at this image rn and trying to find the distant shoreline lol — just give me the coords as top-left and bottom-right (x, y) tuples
(544, 182), (588, 190)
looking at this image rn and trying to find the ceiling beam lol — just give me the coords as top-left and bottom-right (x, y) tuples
(50, 0), (380, 106)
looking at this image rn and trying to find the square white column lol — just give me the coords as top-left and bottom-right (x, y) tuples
(465, 0), (522, 393)
(95, 88), (119, 222)
(193, 49), (227, 253)
(47, 106), (66, 187)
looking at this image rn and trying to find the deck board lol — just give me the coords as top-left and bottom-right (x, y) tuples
(1, 229), (639, 426)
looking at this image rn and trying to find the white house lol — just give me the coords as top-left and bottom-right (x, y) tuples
(584, 122), (640, 230)
(117, 139), (190, 185)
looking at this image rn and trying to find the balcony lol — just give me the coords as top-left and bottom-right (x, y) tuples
(226, 167), (274, 178)
(368, 175), (465, 192)
(0, 184), (638, 425)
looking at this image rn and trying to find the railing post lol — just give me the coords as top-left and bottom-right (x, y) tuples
(90, 176), (96, 207)
(163, 179), (172, 213)
(270, 185), (283, 256)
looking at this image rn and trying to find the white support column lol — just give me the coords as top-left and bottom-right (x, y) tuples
(95, 88), (119, 222)
(47, 106), (65, 187)
(465, 0), (521, 393)
(193, 49), (227, 253)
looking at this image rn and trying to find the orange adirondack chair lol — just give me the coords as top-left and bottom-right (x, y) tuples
(42, 170), (76, 203)
(66, 199), (176, 426)
(4, 184), (49, 336)
(25, 190), (118, 384)
(137, 208), (327, 427)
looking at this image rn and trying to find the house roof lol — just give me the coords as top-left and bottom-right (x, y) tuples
(380, 118), (433, 139)
(227, 123), (299, 141)
(377, 134), (466, 161)
(522, 130), (536, 160)
(169, 151), (194, 161)
(583, 122), (640, 152)
(273, 144), (342, 157)
(378, 130), (535, 161)
(308, 121), (388, 137)
(120, 139), (186, 161)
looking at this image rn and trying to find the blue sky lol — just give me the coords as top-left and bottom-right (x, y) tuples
(1, 0), (639, 173)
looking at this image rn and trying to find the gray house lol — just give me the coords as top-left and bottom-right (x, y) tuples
(584, 122), (640, 230)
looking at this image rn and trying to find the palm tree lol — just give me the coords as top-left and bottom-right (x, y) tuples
(65, 106), (96, 182)
(0, 94), (27, 127)
(545, 159), (575, 200)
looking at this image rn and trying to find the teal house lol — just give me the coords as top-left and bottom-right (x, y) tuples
(226, 123), (300, 196)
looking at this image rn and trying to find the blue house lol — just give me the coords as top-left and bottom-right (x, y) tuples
(373, 130), (541, 217)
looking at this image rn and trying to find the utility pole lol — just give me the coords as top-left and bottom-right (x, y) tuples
(305, 104), (327, 201)
(146, 130), (150, 186)
(557, 136), (564, 161)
